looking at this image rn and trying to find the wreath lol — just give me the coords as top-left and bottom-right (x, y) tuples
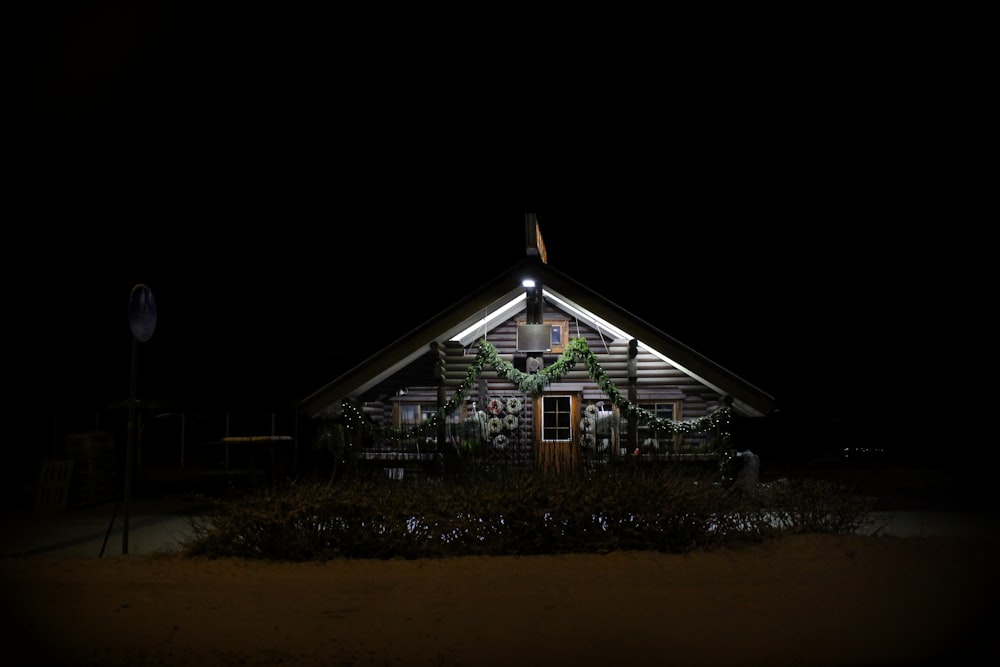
(581, 433), (596, 448)
(493, 434), (509, 450)
(503, 413), (519, 430)
(486, 398), (504, 415)
(505, 397), (522, 413)
(585, 403), (598, 418)
(579, 416), (596, 433)
(487, 417), (503, 434)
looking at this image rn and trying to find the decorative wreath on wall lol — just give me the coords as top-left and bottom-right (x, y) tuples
(505, 397), (522, 413)
(503, 413), (519, 430)
(486, 397), (504, 415)
(493, 434), (509, 450)
(487, 416), (503, 434)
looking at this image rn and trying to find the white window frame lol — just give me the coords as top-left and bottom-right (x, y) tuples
(540, 394), (574, 443)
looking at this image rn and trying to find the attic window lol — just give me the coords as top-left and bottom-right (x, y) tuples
(517, 319), (569, 353)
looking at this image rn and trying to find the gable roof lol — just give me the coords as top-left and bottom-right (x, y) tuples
(300, 255), (776, 420)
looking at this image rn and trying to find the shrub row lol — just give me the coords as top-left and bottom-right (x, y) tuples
(182, 468), (876, 562)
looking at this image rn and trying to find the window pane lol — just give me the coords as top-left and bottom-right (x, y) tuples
(542, 395), (573, 442)
(399, 405), (419, 424)
(631, 403), (675, 428)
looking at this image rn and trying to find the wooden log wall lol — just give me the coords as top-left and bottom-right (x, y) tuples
(352, 306), (729, 470)
(441, 315), (727, 420)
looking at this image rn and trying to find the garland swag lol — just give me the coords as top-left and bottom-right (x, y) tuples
(342, 337), (731, 440)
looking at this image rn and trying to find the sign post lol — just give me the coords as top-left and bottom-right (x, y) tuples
(122, 284), (156, 555)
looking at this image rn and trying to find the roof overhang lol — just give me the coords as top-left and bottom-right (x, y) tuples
(300, 258), (776, 419)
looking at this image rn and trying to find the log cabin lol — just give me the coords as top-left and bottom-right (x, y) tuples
(300, 215), (775, 479)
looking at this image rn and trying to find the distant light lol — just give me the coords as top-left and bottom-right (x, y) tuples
(522, 279), (536, 288)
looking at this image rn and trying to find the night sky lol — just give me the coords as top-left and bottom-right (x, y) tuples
(10, 4), (977, 465)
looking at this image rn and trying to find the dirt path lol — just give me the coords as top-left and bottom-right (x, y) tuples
(2, 534), (996, 666)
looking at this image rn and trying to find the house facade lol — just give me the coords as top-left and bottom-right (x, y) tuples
(301, 218), (775, 479)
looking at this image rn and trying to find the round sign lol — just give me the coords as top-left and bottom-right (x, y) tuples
(128, 284), (157, 342)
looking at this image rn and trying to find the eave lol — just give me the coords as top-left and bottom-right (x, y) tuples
(300, 257), (776, 419)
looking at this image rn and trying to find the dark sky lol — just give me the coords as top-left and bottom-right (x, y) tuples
(10, 4), (975, 460)
(5, 205), (922, 446)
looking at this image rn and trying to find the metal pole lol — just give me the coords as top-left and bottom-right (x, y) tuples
(180, 412), (186, 469)
(122, 336), (138, 555)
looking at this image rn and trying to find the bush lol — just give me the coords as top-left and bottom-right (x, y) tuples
(182, 467), (877, 562)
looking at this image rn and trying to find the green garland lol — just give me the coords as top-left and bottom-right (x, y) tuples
(341, 337), (731, 440)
